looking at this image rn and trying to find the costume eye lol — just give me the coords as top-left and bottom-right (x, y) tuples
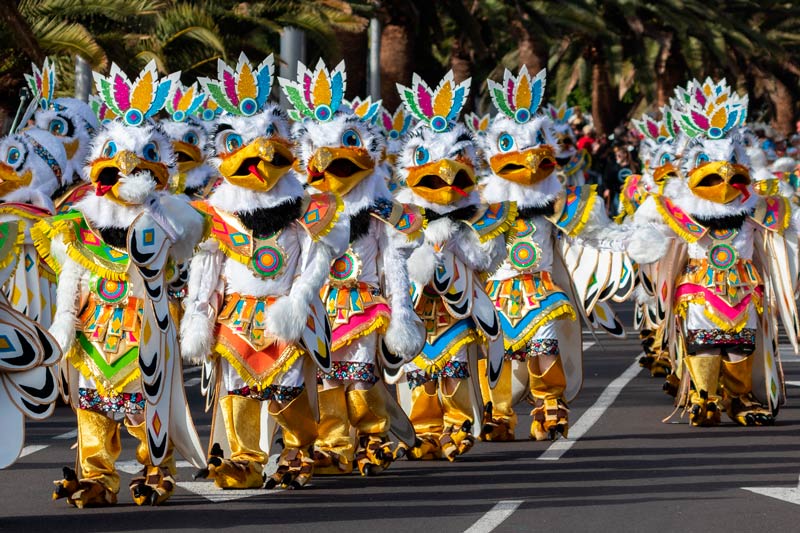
(342, 129), (362, 147)
(224, 132), (243, 153)
(659, 153), (673, 166)
(266, 124), (276, 137)
(536, 131), (546, 145)
(6, 146), (21, 166)
(142, 142), (160, 162)
(102, 141), (117, 158)
(695, 152), (710, 166)
(414, 146), (430, 165)
(48, 117), (68, 136)
(183, 131), (199, 145)
(498, 133), (515, 152)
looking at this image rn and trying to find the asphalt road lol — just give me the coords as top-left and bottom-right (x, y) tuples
(2, 304), (800, 532)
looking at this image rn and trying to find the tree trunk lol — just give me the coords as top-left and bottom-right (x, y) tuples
(332, 29), (367, 100)
(753, 65), (795, 137)
(509, 2), (547, 73)
(0, 0), (44, 63)
(378, 3), (414, 111)
(589, 42), (615, 135)
(654, 32), (687, 107)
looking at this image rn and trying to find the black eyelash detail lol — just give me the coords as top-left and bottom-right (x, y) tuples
(455, 133), (472, 144)
(344, 116), (361, 124)
(369, 138), (379, 152)
(215, 124), (233, 135)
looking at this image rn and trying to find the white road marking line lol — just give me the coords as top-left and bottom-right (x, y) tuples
(184, 377), (201, 387)
(20, 445), (48, 457)
(183, 366), (202, 375)
(463, 500), (523, 533)
(176, 482), (270, 503)
(116, 460), (194, 474)
(786, 381), (800, 388)
(53, 429), (78, 440)
(743, 475), (800, 506)
(582, 341), (595, 351)
(537, 355), (642, 461)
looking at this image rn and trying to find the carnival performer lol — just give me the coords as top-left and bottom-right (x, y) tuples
(391, 71), (507, 461)
(545, 104), (591, 187)
(634, 78), (800, 427)
(38, 61), (206, 507)
(183, 53), (347, 490)
(478, 67), (636, 442)
(282, 61), (425, 476)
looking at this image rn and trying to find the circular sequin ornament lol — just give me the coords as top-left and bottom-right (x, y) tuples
(251, 245), (284, 278)
(330, 250), (361, 285)
(708, 127), (723, 139)
(510, 241), (539, 271)
(239, 98), (257, 116)
(95, 278), (128, 304)
(514, 108), (530, 124)
(124, 109), (144, 126)
(315, 104), (332, 122)
(710, 228), (736, 241)
(202, 109), (216, 121)
(708, 242), (737, 271)
(172, 110), (186, 122)
(515, 219), (536, 238)
(430, 115), (448, 132)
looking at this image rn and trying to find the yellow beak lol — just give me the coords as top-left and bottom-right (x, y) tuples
(307, 146), (374, 196)
(64, 138), (80, 160)
(688, 161), (751, 204)
(489, 146), (556, 185)
(218, 137), (296, 192)
(0, 163), (33, 197)
(406, 158), (476, 205)
(89, 150), (170, 204)
(172, 140), (204, 174)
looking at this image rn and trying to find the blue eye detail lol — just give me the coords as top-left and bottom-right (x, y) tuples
(183, 131), (199, 145)
(659, 153), (673, 166)
(142, 142), (160, 162)
(498, 133), (515, 152)
(224, 133), (243, 153)
(48, 118), (67, 136)
(696, 152), (710, 166)
(7, 147), (21, 166)
(102, 141), (117, 158)
(414, 146), (430, 165)
(266, 124), (276, 137)
(342, 129), (362, 148)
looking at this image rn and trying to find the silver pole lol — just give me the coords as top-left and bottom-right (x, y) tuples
(74, 55), (91, 102)
(279, 27), (306, 107)
(368, 17), (381, 100)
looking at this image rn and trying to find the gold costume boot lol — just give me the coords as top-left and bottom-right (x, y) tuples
(440, 378), (475, 461)
(53, 409), (119, 508)
(721, 356), (774, 426)
(406, 381), (444, 460)
(266, 389), (316, 489)
(347, 386), (393, 476)
(685, 355), (722, 427)
(208, 395), (267, 489)
(314, 386), (354, 475)
(478, 359), (516, 442)
(126, 420), (177, 505)
(529, 357), (569, 441)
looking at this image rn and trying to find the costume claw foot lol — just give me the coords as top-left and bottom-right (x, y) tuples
(53, 468), (117, 508)
(265, 448), (313, 489)
(662, 374), (680, 398)
(406, 435), (442, 460)
(355, 435), (394, 476)
(728, 393), (775, 426)
(130, 466), (176, 506)
(480, 402), (515, 442)
(638, 353), (654, 370)
(440, 421), (475, 462)
(650, 354), (672, 378)
(530, 398), (569, 441)
(689, 390), (721, 427)
(52, 467), (80, 501)
(313, 449), (352, 475)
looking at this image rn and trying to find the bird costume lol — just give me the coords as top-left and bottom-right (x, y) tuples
(477, 67), (635, 442)
(37, 61), (206, 507)
(283, 61), (425, 476)
(391, 71), (506, 461)
(633, 78), (800, 427)
(183, 53), (347, 490)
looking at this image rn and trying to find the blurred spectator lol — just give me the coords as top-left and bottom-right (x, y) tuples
(577, 125), (595, 152)
(599, 142), (638, 217)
